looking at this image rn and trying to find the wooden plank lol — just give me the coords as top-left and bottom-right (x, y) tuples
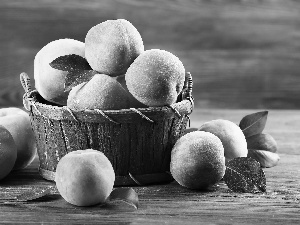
(0, 109), (298, 224)
(2, 0), (300, 109)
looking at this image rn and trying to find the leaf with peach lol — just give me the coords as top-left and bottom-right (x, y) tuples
(34, 38), (85, 105)
(239, 111), (280, 168)
(174, 111), (279, 193)
(43, 19), (187, 110)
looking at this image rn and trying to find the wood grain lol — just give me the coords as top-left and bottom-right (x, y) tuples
(2, 0), (300, 109)
(0, 109), (299, 224)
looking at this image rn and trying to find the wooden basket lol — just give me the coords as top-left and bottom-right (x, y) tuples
(20, 72), (194, 186)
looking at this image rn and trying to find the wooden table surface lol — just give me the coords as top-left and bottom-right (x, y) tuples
(0, 108), (299, 224)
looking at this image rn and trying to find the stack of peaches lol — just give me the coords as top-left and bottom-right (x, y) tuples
(34, 19), (186, 110)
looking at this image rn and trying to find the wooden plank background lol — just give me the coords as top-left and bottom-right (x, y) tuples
(2, 0), (300, 109)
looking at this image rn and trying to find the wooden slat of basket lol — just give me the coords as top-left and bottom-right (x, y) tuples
(140, 121), (155, 173)
(30, 115), (46, 168)
(156, 118), (171, 172)
(30, 115), (66, 172)
(99, 123), (120, 172)
(160, 116), (188, 172)
(127, 123), (141, 174)
(60, 120), (88, 152)
(114, 123), (130, 175)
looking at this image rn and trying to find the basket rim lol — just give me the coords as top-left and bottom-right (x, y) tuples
(25, 90), (194, 123)
(21, 72), (194, 122)
(28, 89), (193, 113)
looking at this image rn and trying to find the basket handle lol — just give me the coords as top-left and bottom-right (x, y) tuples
(179, 72), (193, 102)
(20, 72), (32, 97)
(20, 72), (33, 111)
(173, 72), (194, 115)
(181, 72), (194, 113)
(183, 72), (193, 99)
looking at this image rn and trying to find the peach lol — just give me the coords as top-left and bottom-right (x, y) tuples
(55, 149), (115, 206)
(170, 131), (225, 190)
(85, 19), (144, 76)
(67, 74), (130, 110)
(183, 127), (198, 135)
(0, 125), (17, 180)
(0, 107), (36, 170)
(198, 119), (248, 162)
(125, 49), (185, 107)
(34, 38), (85, 105)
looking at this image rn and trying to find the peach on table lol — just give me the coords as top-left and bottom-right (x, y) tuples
(0, 107), (36, 171)
(55, 149), (115, 207)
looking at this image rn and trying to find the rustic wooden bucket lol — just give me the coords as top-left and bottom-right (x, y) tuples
(20, 72), (194, 186)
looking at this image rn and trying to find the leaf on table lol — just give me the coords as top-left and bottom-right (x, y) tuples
(0, 186), (57, 204)
(49, 54), (92, 72)
(239, 111), (268, 137)
(64, 69), (98, 92)
(108, 187), (139, 209)
(15, 186), (57, 202)
(224, 157), (266, 193)
(248, 149), (280, 168)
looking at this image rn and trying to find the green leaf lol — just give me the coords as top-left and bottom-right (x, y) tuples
(0, 186), (57, 204)
(49, 54), (98, 92)
(239, 111), (268, 137)
(224, 157), (266, 193)
(49, 54), (92, 71)
(108, 187), (139, 209)
(64, 70), (98, 92)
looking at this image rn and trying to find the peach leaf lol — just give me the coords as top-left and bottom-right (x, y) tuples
(224, 157), (266, 193)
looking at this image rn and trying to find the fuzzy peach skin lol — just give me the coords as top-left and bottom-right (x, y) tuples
(0, 125), (17, 180)
(198, 119), (248, 162)
(55, 149), (115, 206)
(67, 74), (130, 110)
(0, 107), (36, 170)
(170, 131), (225, 190)
(125, 49), (185, 107)
(115, 74), (147, 108)
(34, 38), (85, 105)
(85, 19), (144, 76)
